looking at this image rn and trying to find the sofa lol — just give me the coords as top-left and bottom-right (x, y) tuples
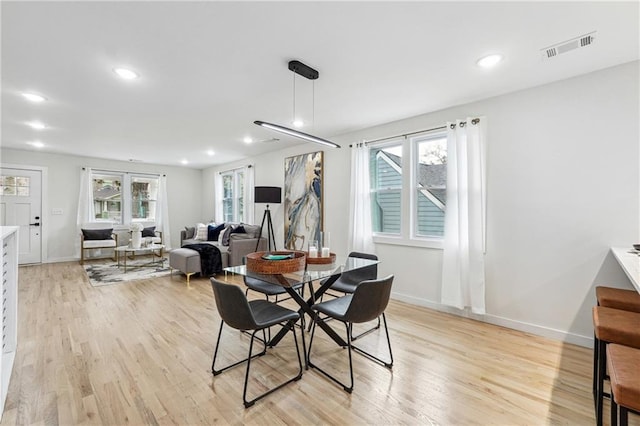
(180, 223), (266, 268)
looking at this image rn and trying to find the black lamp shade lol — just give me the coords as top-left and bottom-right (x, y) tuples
(254, 186), (281, 204)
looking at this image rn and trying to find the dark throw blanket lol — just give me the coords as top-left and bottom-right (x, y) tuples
(183, 244), (223, 276)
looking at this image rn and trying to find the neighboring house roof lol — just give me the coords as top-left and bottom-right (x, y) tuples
(378, 151), (447, 205)
(94, 186), (120, 201)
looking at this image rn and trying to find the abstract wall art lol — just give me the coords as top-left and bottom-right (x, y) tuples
(284, 151), (323, 251)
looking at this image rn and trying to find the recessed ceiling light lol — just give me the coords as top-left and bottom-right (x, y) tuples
(476, 54), (503, 68)
(22, 93), (47, 103)
(292, 119), (304, 128)
(26, 121), (46, 130)
(243, 137), (253, 144)
(26, 141), (45, 148)
(207, 150), (215, 156)
(181, 159), (188, 165)
(113, 68), (139, 80)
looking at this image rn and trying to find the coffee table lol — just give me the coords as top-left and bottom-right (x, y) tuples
(115, 244), (165, 273)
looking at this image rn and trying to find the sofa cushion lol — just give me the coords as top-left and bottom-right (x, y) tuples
(184, 226), (196, 240)
(208, 223), (226, 241)
(142, 226), (156, 237)
(195, 223), (208, 240)
(82, 228), (113, 240)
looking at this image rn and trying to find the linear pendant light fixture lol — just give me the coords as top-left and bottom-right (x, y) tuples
(254, 60), (341, 149)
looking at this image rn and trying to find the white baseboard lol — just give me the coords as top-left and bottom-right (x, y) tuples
(391, 291), (593, 348)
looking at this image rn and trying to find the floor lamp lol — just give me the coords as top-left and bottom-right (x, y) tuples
(254, 186), (281, 252)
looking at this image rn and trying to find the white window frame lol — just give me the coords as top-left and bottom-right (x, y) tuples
(91, 171), (160, 225)
(371, 129), (446, 249)
(221, 168), (245, 223)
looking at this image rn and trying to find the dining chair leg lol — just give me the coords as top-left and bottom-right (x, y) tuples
(351, 316), (381, 341)
(351, 313), (394, 368)
(242, 323), (303, 408)
(212, 321), (267, 376)
(307, 317), (355, 393)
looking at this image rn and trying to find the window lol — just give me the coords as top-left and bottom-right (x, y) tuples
(221, 169), (244, 223)
(131, 176), (158, 221)
(93, 173), (122, 222)
(1, 176), (30, 196)
(91, 171), (159, 224)
(414, 135), (447, 237)
(370, 141), (403, 234)
(369, 130), (447, 246)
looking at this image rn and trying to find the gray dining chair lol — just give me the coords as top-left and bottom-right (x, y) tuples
(307, 275), (394, 393)
(320, 251), (380, 340)
(210, 278), (304, 408)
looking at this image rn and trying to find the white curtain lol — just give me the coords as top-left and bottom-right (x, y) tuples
(243, 165), (255, 224)
(75, 167), (95, 257)
(348, 143), (375, 253)
(441, 118), (487, 314)
(214, 172), (224, 223)
(155, 175), (172, 249)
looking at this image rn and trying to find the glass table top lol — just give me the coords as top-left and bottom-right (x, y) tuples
(224, 255), (379, 287)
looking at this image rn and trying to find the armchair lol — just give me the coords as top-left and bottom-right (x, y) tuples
(80, 222), (118, 265)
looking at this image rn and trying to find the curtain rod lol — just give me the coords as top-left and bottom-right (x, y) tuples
(349, 118), (481, 147)
(349, 124), (447, 147)
(82, 167), (166, 177)
(218, 164), (253, 175)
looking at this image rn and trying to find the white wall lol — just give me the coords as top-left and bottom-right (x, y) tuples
(204, 61), (639, 346)
(0, 149), (203, 261)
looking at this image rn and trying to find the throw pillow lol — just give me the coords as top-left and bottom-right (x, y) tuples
(142, 226), (156, 237)
(230, 225), (246, 235)
(221, 225), (235, 246)
(242, 224), (261, 238)
(195, 223), (208, 241)
(184, 226), (195, 240)
(208, 223), (226, 241)
(82, 228), (113, 240)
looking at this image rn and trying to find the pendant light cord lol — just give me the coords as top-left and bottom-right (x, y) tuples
(292, 72), (296, 124)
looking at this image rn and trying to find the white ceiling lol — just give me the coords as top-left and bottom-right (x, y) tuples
(2, 1), (638, 169)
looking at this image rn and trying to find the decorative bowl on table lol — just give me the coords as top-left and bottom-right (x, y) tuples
(246, 251), (306, 274)
(306, 252), (337, 265)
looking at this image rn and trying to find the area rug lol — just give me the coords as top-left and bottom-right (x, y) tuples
(83, 257), (171, 287)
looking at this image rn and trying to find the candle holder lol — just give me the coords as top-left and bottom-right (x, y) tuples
(308, 240), (318, 258)
(320, 231), (330, 257)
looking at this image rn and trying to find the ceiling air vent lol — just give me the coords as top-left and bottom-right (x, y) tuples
(541, 31), (596, 60)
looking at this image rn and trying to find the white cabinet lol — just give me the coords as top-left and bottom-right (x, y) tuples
(0, 227), (18, 419)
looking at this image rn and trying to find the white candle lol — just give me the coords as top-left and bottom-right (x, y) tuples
(309, 247), (318, 258)
(321, 247), (330, 257)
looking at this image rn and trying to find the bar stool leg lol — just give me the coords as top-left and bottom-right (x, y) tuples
(597, 339), (607, 426)
(593, 333), (599, 404)
(611, 394), (618, 426)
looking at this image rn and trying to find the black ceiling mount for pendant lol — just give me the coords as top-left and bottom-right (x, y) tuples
(288, 60), (319, 80)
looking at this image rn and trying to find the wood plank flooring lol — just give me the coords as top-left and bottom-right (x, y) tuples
(1, 261), (634, 425)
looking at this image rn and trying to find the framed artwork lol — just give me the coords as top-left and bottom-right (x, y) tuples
(284, 151), (323, 250)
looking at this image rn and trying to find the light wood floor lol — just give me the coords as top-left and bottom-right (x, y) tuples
(1, 261), (635, 425)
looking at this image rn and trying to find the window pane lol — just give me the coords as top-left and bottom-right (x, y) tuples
(93, 174), (122, 222)
(1, 176), (30, 197)
(415, 137), (447, 237)
(131, 176), (158, 221)
(370, 144), (403, 234)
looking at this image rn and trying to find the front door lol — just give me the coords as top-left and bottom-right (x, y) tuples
(0, 168), (42, 264)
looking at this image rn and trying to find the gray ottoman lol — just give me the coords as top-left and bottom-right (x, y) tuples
(169, 248), (201, 287)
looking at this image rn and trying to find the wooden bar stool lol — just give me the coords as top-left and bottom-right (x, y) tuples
(596, 286), (640, 313)
(607, 344), (640, 426)
(592, 306), (640, 426)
